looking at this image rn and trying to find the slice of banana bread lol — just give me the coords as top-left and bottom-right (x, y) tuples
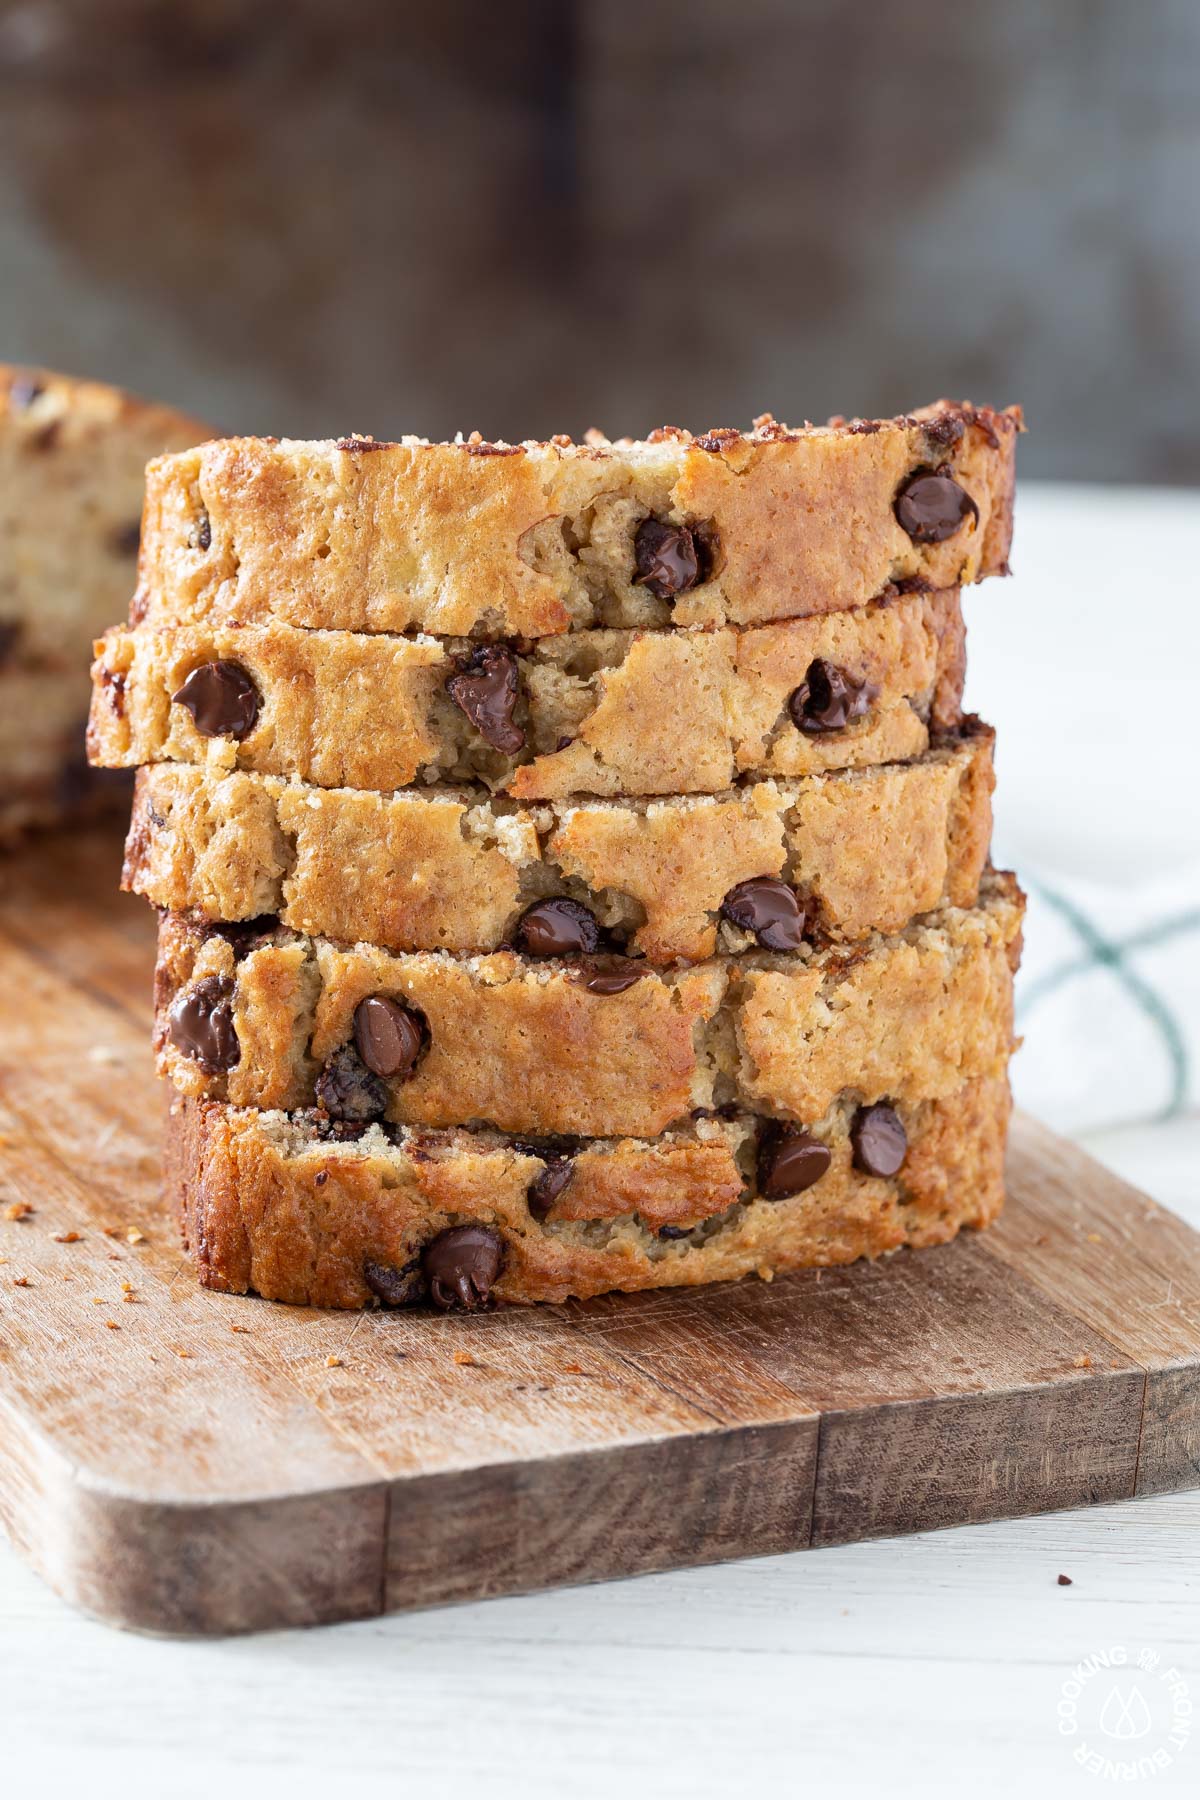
(131, 401), (1019, 640)
(124, 724), (994, 963)
(153, 871), (1022, 1139)
(168, 1074), (1011, 1307)
(90, 588), (965, 797)
(0, 364), (207, 844)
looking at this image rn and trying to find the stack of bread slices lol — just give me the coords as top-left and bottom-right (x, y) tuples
(88, 402), (1024, 1310)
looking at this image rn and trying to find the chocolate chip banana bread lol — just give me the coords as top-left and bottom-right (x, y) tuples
(130, 401), (1019, 641)
(91, 589), (966, 797)
(0, 363), (207, 844)
(168, 1074), (1011, 1307)
(154, 871), (1022, 1138)
(125, 723), (994, 963)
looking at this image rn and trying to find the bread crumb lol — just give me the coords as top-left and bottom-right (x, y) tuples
(122, 1292), (137, 1304)
(170, 1346), (191, 1359)
(126, 1227), (146, 1245)
(1085, 1232), (1102, 1244)
(102, 1225), (122, 1238)
(325, 1354), (343, 1368)
(121, 1280), (134, 1292)
(91, 1296), (105, 1305)
(453, 1351), (476, 1367)
(105, 1320), (120, 1330)
(1073, 1353), (1093, 1368)
(52, 1231), (81, 1243)
(230, 1323), (251, 1334)
(11, 1275), (30, 1287)
(562, 1361), (583, 1374)
(3, 1201), (32, 1222)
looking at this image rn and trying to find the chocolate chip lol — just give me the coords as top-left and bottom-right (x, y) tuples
(525, 1157), (574, 1220)
(445, 645), (525, 755)
(101, 667), (126, 716)
(894, 466), (978, 543)
(167, 975), (239, 1074)
(571, 956), (645, 995)
(657, 1224), (691, 1240)
(315, 1044), (387, 1123)
(757, 1124), (832, 1199)
(353, 995), (426, 1078)
(633, 518), (701, 598)
(364, 1258), (426, 1307)
(9, 374), (44, 410)
(851, 1103), (908, 1177)
(335, 436), (394, 452)
(0, 621), (20, 667)
(1057, 1574), (1073, 1587)
(513, 898), (602, 959)
(788, 658), (876, 733)
(422, 1224), (504, 1311)
(193, 508), (212, 552)
(720, 878), (807, 952)
(110, 519), (141, 557)
(206, 915), (279, 960)
(172, 660), (261, 739)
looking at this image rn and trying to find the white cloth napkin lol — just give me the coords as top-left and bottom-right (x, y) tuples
(966, 481), (1200, 1135)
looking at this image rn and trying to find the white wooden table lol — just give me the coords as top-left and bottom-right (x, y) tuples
(2, 484), (1198, 1797)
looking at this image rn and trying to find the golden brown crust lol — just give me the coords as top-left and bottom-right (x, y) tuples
(132, 403), (1019, 640)
(153, 874), (1023, 1137)
(123, 725), (994, 962)
(90, 590), (966, 796)
(167, 1075), (1011, 1306)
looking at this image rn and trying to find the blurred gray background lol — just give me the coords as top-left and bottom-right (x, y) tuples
(1, 0), (1196, 478)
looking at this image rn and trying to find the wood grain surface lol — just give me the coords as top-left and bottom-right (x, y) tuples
(1, 828), (1198, 1636)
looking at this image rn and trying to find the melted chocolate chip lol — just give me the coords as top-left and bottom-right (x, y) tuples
(193, 508), (212, 552)
(172, 660), (261, 739)
(657, 1224), (691, 1240)
(633, 518), (700, 599)
(445, 645), (525, 755)
(167, 975), (239, 1073)
(111, 520), (141, 557)
(851, 1103), (908, 1177)
(335, 436), (394, 452)
(525, 1157), (574, 1220)
(572, 956), (645, 995)
(353, 995), (426, 1078)
(363, 1258), (426, 1307)
(0, 620), (21, 667)
(788, 658), (876, 733)
(894, 466), (978, 543)
(206, 915), (279, 960)
(513, 898), (602, 959)
(720, 878), (807, 952)
(757, 1124), (832, 1199)
(422, 1224), (504, 1311)
(101, 668), (126, 716)
(315, 1044), (387, 1123)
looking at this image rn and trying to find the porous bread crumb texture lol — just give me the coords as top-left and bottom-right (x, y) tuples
(168, 1075), (1011, 1307)
(131, 401), (1019, 641)
(0, 363), (207, 844)
(153, 872), (1023, 1139)
(91, 589), (966, 796)
(124, 723), (994, 963)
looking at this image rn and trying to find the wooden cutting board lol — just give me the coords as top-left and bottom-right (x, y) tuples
(1, 827), (1199, 1638)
